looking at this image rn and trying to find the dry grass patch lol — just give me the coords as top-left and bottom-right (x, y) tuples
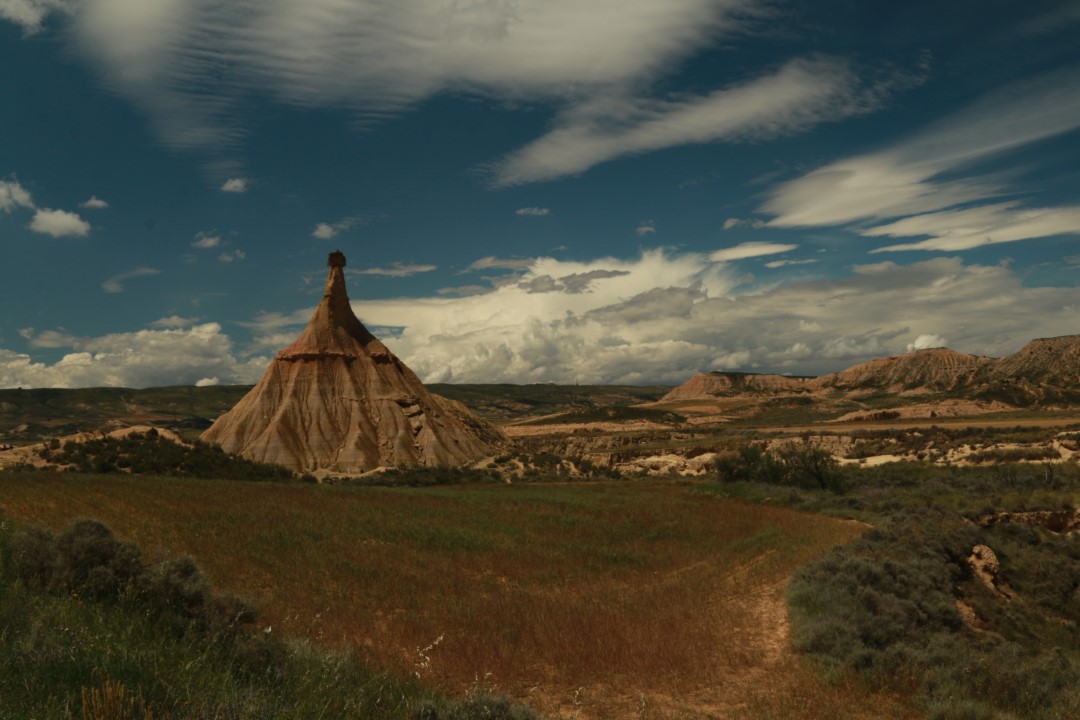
(0, 474), (883, 717)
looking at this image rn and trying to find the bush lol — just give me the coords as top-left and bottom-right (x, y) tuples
(10, 519), (141, 599)
(717, 439), (845, 492)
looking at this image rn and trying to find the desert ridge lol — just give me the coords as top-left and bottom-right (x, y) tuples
(200, 251), (505, 475)
(665, 336), (1080, 407)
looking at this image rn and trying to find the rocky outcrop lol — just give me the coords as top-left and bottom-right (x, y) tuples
(201, 252), (505, 474)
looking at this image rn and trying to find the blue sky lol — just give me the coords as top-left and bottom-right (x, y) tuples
(2, 0), (1079, 388)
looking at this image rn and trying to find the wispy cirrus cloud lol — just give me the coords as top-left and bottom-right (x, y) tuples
(102, 266), (159, 294)
(762, 65), (1080, 250)
(353, 262), (436, 278)
(464, 256), (535, 272)
(490, 56), (899, 186)
(515, 207), (550, 217)
(709, 241), (798, 262)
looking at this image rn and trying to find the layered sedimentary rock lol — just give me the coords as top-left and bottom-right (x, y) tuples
(817, 347), (993, 393)
(201, 251), (504, 474)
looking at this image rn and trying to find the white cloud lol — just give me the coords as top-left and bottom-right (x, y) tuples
(762, 66), (1080, 248)
(636, 221), (656, 236)
(311, 223), (338, 239)
(150, 315), (200, 328)
(0, 323), (269, 389)
(865, 202), (1080, 252)
(322, 253), (1079, 384)
(192, 231), (221, 248)
(0, 0), (72, 35)
(765, 258), (818, 269)
(194, 376), (220, 387)
(709, 241), (798, 262)
(490, 56), (894, 185)
(0, 179), (34, 212)
(218, 249), (246, 263)
(907, 333), (948, 352)
(310, 216), (363, 240)
(102, 266), (159, 294)
(79, 195), (109, 209)
(221, 178), (248, 193)
(20, 328), (79, 348)
(29, 208), (90, 237)
(515, 207), (550, 217)
(31, 0), (760, 165)
(354, 262), (436, 277)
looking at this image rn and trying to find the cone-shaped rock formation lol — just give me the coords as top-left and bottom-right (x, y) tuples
(201, 251), (505, 474)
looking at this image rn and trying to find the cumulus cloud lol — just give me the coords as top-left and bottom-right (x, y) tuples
(192, 231), (221, 248)
(354, 262), (436, 277)
(0, 323), (269, 389)
(515, 207), (550, 217)
(907, 333), (948, 352)
(79, 195), (109, 209)
(0, 179), (34, 212)
(763, 66), (1080, 249)
(29, 208), (90, 237)
(221, 178), (248, 193)
(311, 223), (338, 240)
(709, 241), (798, 262)
(318, 253), (1078, 385)
(150, 315), (200, 328)
(636, 221), (656, 236)
(102, 266), (159, 293)
(194, 376), (220, 387)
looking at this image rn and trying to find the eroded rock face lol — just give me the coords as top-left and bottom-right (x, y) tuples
(201, 253), (505, 474)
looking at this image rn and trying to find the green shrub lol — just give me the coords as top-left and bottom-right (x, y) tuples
(717, 440), (845, 493)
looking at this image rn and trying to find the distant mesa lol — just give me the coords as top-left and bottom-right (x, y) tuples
(201, 252), (505, 475)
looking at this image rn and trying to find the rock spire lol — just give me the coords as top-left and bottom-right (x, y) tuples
(201, 252), (504, 475)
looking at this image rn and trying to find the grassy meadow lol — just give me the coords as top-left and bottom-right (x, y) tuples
(0, 473), (905, 718)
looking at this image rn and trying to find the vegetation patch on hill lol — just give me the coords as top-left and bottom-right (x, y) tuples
(11, 429), (293, 481)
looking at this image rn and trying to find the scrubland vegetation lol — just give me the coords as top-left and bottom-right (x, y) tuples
(715, 449), (1080, 720)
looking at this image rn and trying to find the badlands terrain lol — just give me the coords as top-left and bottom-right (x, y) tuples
(2, 335), (1080, 719)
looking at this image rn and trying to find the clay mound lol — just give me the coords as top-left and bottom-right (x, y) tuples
(662, 371), (816, 401)
(201, 251), (505, 474)
(817, 347), (992, 393)
(978, 335), (1080, 405)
